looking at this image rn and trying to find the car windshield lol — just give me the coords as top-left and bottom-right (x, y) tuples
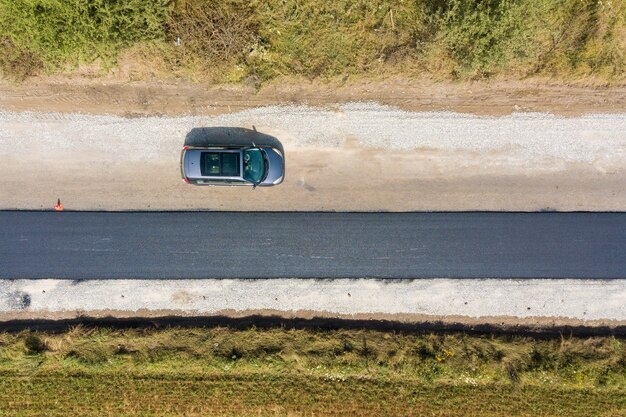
(243, 148), (266, 184)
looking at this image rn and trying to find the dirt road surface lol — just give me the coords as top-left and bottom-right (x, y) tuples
(2, 77), (626, 116)
(1, 100), (625, 211)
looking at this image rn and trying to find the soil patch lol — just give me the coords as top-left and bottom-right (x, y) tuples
(1, 77), (625, 116)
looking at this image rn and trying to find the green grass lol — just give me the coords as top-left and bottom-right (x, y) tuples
(0, 327), (625, 416)
(0, 0), (170, 79)
(1, 0), (625, 83)
(2, 374), (625, 416)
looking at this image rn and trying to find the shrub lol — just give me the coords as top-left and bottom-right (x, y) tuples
(167, 0), (258, 68)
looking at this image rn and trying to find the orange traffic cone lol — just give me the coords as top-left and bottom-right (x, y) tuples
(54, 198), (64, 211)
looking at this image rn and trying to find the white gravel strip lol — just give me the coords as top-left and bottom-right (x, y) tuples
(1, 105), (625, 164)
(1, 279), (625, 321)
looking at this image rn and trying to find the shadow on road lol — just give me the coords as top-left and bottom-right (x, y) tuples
(184, 127), (284, 154)
(1, 315), (624, 337)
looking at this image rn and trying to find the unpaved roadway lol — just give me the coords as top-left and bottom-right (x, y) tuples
(2, 78), (626, 116)
(1, 105), (626, 211)
(1, 78), (625, 211)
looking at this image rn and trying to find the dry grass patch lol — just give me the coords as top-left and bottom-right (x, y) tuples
(1, 0), (625, 84)
(0, 326), (624, 415)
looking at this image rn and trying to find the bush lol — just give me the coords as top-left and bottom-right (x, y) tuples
(167, 0), (258, 64)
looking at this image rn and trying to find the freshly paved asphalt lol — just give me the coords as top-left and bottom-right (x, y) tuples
(0, 212), (624, 279)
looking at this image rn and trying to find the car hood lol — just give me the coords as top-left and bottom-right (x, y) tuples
(263, 147), (284, 185)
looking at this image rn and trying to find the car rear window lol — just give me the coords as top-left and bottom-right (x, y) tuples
(200, 152), (240, 177)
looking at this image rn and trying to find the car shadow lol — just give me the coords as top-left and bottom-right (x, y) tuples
(184, 127), (284, 154)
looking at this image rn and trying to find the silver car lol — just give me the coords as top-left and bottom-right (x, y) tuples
(181, 145), (284, 186)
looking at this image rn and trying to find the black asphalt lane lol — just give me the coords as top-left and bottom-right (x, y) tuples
(0, 212), (625, 279)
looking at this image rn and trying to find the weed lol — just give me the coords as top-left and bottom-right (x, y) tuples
(0, 327), (625, 415)
(341, 338), (355, 353)
(23, 333), (47, 354)
(64, 343), (109, 364)
(0, 0), (170, 77)
(166, 0), (258, 80)
(1, 0), (624, 83)
(502, 357), (521, 384)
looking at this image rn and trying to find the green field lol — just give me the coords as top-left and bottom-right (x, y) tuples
(1, 0), (625, 83)
(1, 326), (625, 416)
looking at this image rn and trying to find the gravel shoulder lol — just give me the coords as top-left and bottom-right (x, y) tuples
(1, 104), (625, 211)
(2, 279), (626, 330)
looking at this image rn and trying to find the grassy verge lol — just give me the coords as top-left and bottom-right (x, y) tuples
(0, 0), (625, 83)
(0, 326), (625, 416)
